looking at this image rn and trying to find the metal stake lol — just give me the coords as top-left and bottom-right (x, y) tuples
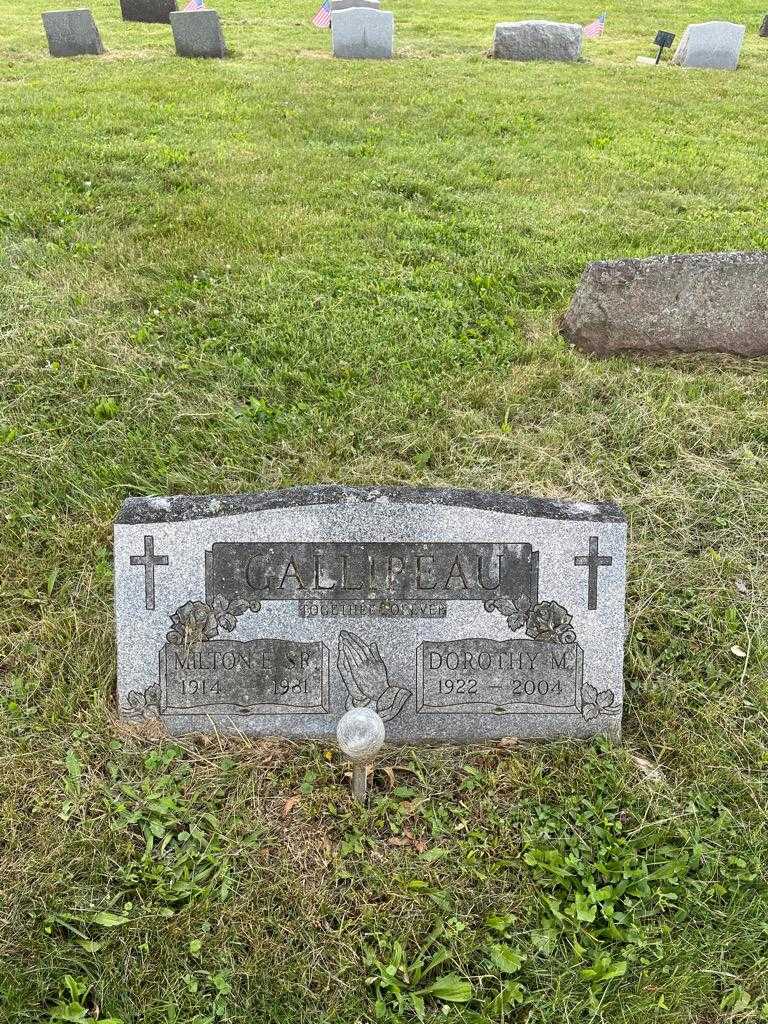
(352, 763), (368, 803)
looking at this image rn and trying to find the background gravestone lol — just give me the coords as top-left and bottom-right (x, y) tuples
(170, 9), (226, 57)
(42, 9), (104, 56)
(114, 486), (627, 742)
(491, 20), (582, 61)
(330, 0), (381, 12)
(561, 251), (768, 357)
(672, 21), (745, 69)
(120, 0), (177, 24)
(332, 7), (394, 58)
(759, 14), (768, 37)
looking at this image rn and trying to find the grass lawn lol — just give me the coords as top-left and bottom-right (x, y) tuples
(1, 0), (768, 1020)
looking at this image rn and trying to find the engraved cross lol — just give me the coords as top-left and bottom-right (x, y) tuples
(574, 535), (612, 611)
(130, 534), (169, 611)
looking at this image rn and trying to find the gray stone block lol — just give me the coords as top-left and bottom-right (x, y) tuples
(492, 20), (582, 62)
(42, 9), (104, 57)
(170, 9), (226, 58)
(561, 251), (768, 357)
(672, 21), (745, 69)
(120, 0), (177, 24)
(332, 7), (394, 59)
(114, 486), (627, 743)
(760, 14), (768, 37)
(330, 0), (380, 11)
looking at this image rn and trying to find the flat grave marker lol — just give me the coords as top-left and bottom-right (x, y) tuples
(115, 486), (627, 743)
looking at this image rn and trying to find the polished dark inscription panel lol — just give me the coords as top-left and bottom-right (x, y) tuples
(206, 541), (539, 607)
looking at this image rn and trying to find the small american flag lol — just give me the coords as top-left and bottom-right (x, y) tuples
(182, 0), (204, 10)
(312, 0), (331, 28)
(583, 12), (606, 37)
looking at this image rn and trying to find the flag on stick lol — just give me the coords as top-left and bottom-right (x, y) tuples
(583, 12), (606, 37)
(182, 0), (205, 10)
(312, 0), (331, 28)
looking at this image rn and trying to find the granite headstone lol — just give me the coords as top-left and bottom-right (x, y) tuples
(332, 7), (394, 59)
(759, 14), (768, 37)
(115, 486), (627, 742)
(491, 20), (582, 62)
(330, 0), (381, 12)
(170, 9), (226, 57)
(561, 251), (768, 357)
(42, 9), (104, 56)
(120, 0), (177, 24)
(672, 21), (745, 69)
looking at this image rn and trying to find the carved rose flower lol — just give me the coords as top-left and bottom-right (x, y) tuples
(505, 592), (532, 632)
(581, 683), (615, 721)
(212, 595), (249, 632)
(526, 601), (576, 644)
(125, 684), (160, 717)
(166, 597), (250, 645)
(166, 601), (219, 645)
(485, 593), (533, 632)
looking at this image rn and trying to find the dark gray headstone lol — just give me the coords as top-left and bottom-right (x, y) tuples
(115, 486), (627, 743)
(332, 7), (394, 58)
(561, 251), (768, 357)
(491, 20), (582, 61)
(120, 0), (177, 24)
(672, 21), (745, 69)
(759, 14), (768, 37)
(170, 9), (226, 57)
(42, 9), (104, 57)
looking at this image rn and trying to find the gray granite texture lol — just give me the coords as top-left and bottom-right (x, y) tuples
(330, 0), (381, 11)
(120, 0), (177, 23)
(561, 251), (768, 357)
(491, 20), (582, 61)
(672, 21), (745, 69)
(42, 9), (104, 56)
(115, 486), (627, 743)
(170, 9), (226, 57)
(332, 8), (394, 58)
(760, 14), (768, 37)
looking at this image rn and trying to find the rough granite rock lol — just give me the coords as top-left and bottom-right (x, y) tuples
(760, 14), (768, 37)
(170, 8), (226, 57)
(561, 252), (768, 357)
(42, 9), (104, 56)
(672, 21), (745, 70)
(491, 20), (582, 62)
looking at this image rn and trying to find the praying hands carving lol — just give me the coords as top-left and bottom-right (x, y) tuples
(337, 630), (411, 722)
